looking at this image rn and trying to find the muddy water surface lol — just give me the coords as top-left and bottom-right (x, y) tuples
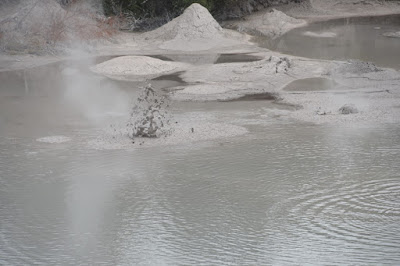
(258, 14), (400, 69)
(1, 59), (400, 265)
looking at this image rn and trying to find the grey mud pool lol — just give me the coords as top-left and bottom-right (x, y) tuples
(1, 12), (400, 265)
(1, 52), (400, 265)
(257, 14), (400, 69)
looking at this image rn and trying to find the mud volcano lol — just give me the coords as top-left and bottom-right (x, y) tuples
(127, 84), (172, 138)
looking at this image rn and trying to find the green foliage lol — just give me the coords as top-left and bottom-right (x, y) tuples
(102, 0), (234, 17)
(102, 0), (302, 29)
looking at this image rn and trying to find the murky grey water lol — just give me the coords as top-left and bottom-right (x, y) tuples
(97, 53), (263, 66)
(154, 53), (263, 65)
(1, 58), (400, 265)
(257, 14), (400, 69)
(283, 77), (338, 92)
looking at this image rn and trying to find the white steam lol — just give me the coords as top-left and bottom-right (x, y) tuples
(62, 52), (130, 125)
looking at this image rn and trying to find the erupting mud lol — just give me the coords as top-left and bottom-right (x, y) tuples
(127, 84), (173, 139)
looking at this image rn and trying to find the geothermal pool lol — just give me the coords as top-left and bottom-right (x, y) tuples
(1, 54), (400, 264)
(258, 14), (400, 69)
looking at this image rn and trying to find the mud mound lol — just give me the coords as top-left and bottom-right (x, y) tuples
(91, 56), (187, 80)
(266, 9), (303, 26)
(227, 8), (306, 39)
(148, 3), (222, 41)
(144, 3), (239, 51)
(261, 9), (306, 38)
(339, 104), (358, 115)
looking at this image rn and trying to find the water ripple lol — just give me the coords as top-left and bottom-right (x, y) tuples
(276, 178), (400, 251)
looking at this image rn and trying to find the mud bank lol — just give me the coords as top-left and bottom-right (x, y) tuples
(280, 0), (400, 21)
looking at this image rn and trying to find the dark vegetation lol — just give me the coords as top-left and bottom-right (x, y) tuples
(101, 0), (305, 30)
(0, 0), (118, 54)
(0, 0), (303, 52)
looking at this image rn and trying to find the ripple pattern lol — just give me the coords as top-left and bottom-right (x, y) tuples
(270, 177), (400, 260)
